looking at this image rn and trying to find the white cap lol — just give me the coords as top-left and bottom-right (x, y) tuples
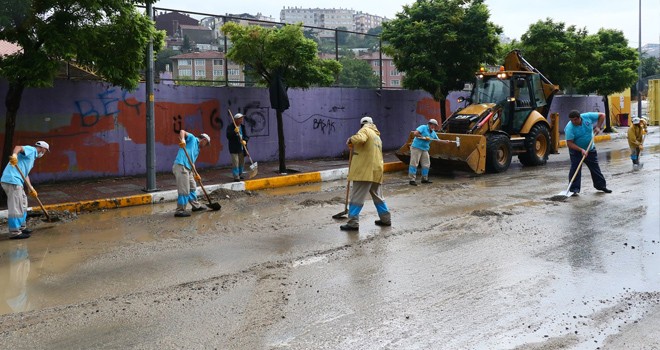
(632, 117), (640, 124)
(233, 113), (244, 119)
(35, 141), (50, 152)
(428, 119), (439, 126)
(360, 116), (373, 124)
(200, 133), (211, 143)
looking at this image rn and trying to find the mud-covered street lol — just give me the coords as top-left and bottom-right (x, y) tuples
(0, 135), (659, 349)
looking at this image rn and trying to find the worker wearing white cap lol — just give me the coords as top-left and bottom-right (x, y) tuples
(173, 130), (211, 217)
(226, 113), (250, 181)
(627, 117), (644, 170)
(340, 116), (391, 231)
(1, 140), (51, 239)
(408, 119), (448, 185)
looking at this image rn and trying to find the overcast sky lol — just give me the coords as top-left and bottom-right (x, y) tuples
(153, 0), (660, 47)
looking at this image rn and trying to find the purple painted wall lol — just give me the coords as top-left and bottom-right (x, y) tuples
(0, 79), (604, 182)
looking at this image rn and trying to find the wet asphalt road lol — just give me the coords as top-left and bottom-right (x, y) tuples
(0, 134), (658, 349)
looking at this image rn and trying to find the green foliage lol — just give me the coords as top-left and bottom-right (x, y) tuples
(518, 20), (639, 96)
(155, 48), (181, 73)
(337, 58), (380, 88)
(573, 29), (639, 96)
(518, 19), (589, 92)
(0, 0), (165, 91)
(641, 53), (660, 78)
(221, 22), (341, 89)
(381, 0), (502, 100)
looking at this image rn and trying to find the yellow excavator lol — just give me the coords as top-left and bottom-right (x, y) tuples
(396, 50), (561, 174)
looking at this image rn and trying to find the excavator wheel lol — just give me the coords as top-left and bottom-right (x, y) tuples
(486, 134), (512, 173)
(518, 123), (550, 166)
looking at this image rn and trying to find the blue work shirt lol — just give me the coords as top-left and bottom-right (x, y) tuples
(410, 124), (439, 151)
(564, 112), (599, 151)
(1, 146), (38, 186)
(173, 133), (200, 170)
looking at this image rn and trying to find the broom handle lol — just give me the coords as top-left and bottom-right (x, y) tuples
(228, 109), (255, 165)
(343, 149), (353, 211)
(180, 143), (213, 204)
(13, 164), (51, 221)
(564, 136), (596, 193)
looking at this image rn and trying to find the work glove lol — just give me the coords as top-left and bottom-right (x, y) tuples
(241, 140), (247, 146)
(9, 154), (18, 166)
(29, 189), (38, 198)
(234, 127), (240, 134)
(194, 174), (201, 182)
(178, 140), (186, 148)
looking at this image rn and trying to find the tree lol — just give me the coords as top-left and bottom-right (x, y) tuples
(381, 0), (502, 121)
(156, 48), (181, 73)
(221, 22), (341, 173)
(0, 0), (165, 189)
(574, 29), (639, 131)
(337, 58), (380, 88)
(181, 35), (192, 53)
(518, 19), (589, 93)
(641, 53), (660, 78)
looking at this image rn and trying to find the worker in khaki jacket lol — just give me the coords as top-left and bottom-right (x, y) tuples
(340, 116), (391, 231)
(627, 117), (644, 170)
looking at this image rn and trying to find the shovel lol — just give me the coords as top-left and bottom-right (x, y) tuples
(418, 136), (461, 147)
(555, 136), (596, 200)
(332, 148), (353, 219)
(13, 164), (57, 222)
(180, 143), (221, 211)
(228, 109), (258, 179)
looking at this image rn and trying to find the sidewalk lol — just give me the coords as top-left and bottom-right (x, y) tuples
(0, 126), (652, 219)
(0, 152), (405, 218)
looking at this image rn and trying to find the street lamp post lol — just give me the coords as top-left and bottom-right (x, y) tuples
(145, 0), (157, 192)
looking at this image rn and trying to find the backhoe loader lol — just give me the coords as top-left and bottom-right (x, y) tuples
(396, 50), (561, 174)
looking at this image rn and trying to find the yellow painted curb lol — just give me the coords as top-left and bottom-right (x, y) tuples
(41, 194), (153, 213)
(384, 161), (407, 172)
(245, 172), (322, 191)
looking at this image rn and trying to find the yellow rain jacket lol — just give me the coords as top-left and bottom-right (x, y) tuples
(627, 124), (643, 148)
(347, 123), (384, 183)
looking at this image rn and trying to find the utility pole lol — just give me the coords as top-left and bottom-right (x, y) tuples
(145, 0), (157, 192)
(637, 0), (642, 120)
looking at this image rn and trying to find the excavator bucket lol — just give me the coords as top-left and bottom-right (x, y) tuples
(395, 132), (488, 174)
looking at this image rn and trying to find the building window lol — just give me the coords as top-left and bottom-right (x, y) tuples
(390, 69), (399, 76)
(212, 59), (224, 66)
(195, 69), (206, 79)
(373, 61), (380, 67)
(178, 59), (191, 66)
(194, 59), (205, 67)
(213, 70), (223, 77)
(178, 69), (192, 77)
(228, 69), (241, 76)
(391, 80), (400, 86)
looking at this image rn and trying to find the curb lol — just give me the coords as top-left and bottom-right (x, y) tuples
(0, 128), (645, 219)
(0, 161), (408, 219)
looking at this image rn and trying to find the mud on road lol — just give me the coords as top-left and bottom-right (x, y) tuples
(0, 137), (659, 349)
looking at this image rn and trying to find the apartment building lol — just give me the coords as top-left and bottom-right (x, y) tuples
(357, 52), (403, 89)
(280, 7), (385, 38)
(170, 51), (244, 85)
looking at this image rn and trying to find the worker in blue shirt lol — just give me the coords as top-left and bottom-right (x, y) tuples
(408, 119), (448, 186)
(1, 141), (50, 239)
(564, 110), (611, 195)
(173, 130), (211, 217)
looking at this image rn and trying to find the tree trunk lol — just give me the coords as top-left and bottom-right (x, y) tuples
(1, 82), (25, 205)
(602, 95), (613, 133)
(439, 98), (448, 123)
(276, 109), (287, 173)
